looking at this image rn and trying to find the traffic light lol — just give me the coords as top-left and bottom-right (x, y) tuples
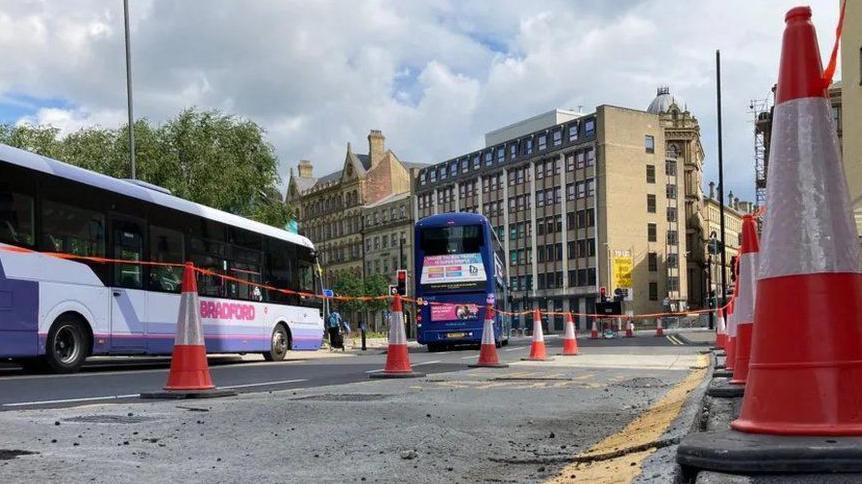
(396, 269), (407, 296)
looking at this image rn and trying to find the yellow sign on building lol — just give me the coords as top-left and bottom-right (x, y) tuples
(613, 255), (633, 289)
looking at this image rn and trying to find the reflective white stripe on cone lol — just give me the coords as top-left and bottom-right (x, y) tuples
(716, 308), (727, 349)
(371, 294), (424, 378)
(522, 309), (553, 361)
(470, 305), (508, 368)
(625, 320), (634, 338)
(655, 318), (664, 337)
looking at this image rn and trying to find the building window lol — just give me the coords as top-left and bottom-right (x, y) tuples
(665, 160), (677, 176)
(645, 135), (655, 153)
(538, 134), (547, 151)
(667, 253), (678, 268)
(666, 184), (677, 199)
(576, 181), (585, 199)
(667, 230), (678, 245)
(585, 149), (595, 166)
(569, 123), (578, 142)
(461, 158), (469, 173)
(439, 166), (447, 180)
(647, 194), (656, 213)
(666, 206), (677, 222)
(646, 165), (655, 183)
(649, 282), (658, 300)
(524, 138), (533, 155)
(430, 169), (437, 183)
(648, 252), (657, 272)
(420, 172), (427, 185)
(553, 129), (562, 146)
(473, 155), (480, 170)
(484, 151), (493, 166)
(584, 119), (595, 136)
(510, 143), (517, 158)
(668, 277), (680, 292)
(497, 146), (505, 162)
(586, 179), (595, 197)
(566, 153), (575, 172)
(648, 223), (657, 242)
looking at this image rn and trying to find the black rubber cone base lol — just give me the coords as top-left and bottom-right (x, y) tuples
(556, 353), (579, 356)
(140, 389), (237, 400)
(521, 357), (555, 362)
(714, 351), (726, 357)
(713, 369), (732, 378)
(369, 371), (425, 379)
(678, 430), (862, 473)
(706, 377), (744, 398)
(468, 362), (509, 368)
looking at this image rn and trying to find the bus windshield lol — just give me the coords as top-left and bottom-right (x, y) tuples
(418, 224), (486, 292)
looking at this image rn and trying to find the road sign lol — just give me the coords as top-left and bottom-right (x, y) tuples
(388, 285), (398, 296)
(322, 288), (334, 298)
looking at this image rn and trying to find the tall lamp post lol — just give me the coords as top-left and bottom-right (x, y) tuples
(123, 0), (136, 179)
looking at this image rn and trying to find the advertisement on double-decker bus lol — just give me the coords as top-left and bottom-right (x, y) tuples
(420, 253), (486, 290)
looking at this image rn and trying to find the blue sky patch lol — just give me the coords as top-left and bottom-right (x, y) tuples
(0, 93), (72, 123)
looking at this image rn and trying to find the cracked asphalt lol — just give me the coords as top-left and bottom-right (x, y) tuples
(0, 335), (707, 483)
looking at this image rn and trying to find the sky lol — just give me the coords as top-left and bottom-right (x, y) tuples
(0, 0), (842, 202)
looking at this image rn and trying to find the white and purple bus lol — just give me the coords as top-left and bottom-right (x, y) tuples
(0, 144), (324, 373)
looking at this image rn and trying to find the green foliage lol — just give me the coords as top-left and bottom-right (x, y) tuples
(0, 108), (289, 228)
(331, 272), (392, 314)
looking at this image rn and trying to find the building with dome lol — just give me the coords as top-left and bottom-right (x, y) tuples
(414, 88), (716, 329)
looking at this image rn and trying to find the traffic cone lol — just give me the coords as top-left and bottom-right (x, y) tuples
(625, 320), (634, 338)
(522, 309), (553, 361)
(715, 308), (727, 349)
(469, 304), (508, 368)
(559, 312), (579, 356)
(655, 318), (664, 337)
(724, 300), (736, 372)
(589, 319), (599, 339)
(732, 4), (862, 435)
(141, 263), (234, 399)
(679, 7), (862, 475)
(729, 215), (760, 385)
(371, 294), (424, 378)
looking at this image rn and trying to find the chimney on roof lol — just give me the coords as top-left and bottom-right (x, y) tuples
(298, 160), (313, 178)
(368, 130), (385, 166)
(708, 181), (715, 199)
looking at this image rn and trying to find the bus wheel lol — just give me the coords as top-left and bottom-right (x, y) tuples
(45, 316), (89, 374)
(263, 324), (289, 361)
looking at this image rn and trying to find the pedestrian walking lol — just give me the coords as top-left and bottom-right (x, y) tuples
(327, 310), (344, 350)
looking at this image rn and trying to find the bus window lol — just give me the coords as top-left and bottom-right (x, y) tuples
(149, 226), (184, 293)
(190, 237), (227, 298)
(419, 225), (483, 255)
(111, 219), (144, 289)
(265, 239), (295, 302)
(229, 246), (263, 301)
(0, 189), (35, 247)
(41, 200), (106, 257)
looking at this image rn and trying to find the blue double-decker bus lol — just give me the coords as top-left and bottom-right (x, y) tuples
(414, 213), (510, 351)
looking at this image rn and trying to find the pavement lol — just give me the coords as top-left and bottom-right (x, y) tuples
(0, 333), (711, 483)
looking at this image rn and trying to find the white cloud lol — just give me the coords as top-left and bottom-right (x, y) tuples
(0, 0), (841, 200)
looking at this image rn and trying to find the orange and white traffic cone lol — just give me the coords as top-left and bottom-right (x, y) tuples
(371, 294), (424, 378)
(729, 215), (759, 386)
(522, 309), (553, 361)
(680, 7), (862, 474)
(469, 305), (508, 368)
(731, 5), (862, 435)
(724, 300), (736, 372)
(715, 308), (727, 350)
(559, 312), (579, 356)
(141, 262), (234, 399)
(655, 317), (664, 337)
(625, 320), (634, 338)
(589, 319), (599, 339)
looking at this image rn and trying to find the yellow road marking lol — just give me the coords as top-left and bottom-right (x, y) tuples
(547, 354), (708, 483)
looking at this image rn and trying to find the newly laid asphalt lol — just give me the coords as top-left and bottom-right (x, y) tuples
(0, 333), (696, 410)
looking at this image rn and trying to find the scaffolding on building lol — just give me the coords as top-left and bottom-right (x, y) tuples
(750, 97), (772, 209)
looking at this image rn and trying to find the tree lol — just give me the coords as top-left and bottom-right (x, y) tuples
(332, 272), (367, 315)
(1, 109), (290, 228)
(363, 273), (391, 313)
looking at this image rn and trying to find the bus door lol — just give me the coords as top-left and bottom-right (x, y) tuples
(108, 216), (147, 352)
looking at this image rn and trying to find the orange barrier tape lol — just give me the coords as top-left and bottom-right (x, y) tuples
(0, 244), (735, 323)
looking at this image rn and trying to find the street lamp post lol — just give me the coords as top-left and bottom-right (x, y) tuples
(123, 0), (136, 180)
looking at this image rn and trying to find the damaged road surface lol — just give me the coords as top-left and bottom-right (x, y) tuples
(0, 345), (706, 483)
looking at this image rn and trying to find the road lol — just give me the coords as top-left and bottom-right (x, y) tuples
(0, 334), (698, 410)
(0, 333), (710, 483)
